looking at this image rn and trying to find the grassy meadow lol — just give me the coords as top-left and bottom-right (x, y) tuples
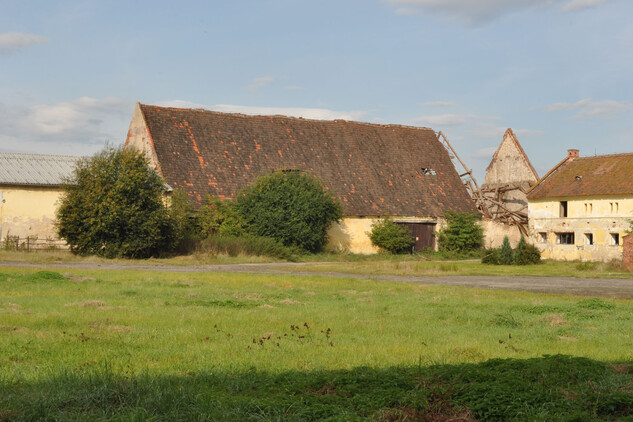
(2, 266), (633, 420)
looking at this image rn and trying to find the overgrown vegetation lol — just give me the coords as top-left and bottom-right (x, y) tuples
(56, 146), (175, 258)
(1, 268), (633, 420)
(235, 170), (343, 252)
(482, 235), (542, 265)
(57, 151), (343, 260)
(368, 218), (414, 254)
(436, 211), (484, 256)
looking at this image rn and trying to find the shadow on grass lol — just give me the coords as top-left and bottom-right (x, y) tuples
(2, 355), (633, 421)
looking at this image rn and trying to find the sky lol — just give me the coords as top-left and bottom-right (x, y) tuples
(1, 0), (631, 182)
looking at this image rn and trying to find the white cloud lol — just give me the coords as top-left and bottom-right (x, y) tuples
(546, 98), (631, 118)
(383, 0), (608, 23)
(561, 0), (608, 12)
(0, 32), (48, 55)
(245, 76), (275, 92)
(157, 100), (369, 121)
(0, 97), (134, 156)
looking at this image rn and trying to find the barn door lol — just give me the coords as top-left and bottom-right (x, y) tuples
(397, 222), (436, 253)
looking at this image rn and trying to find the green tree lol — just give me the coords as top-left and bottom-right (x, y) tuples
(56, 145), (174, 258)
(235, 170), (343, 252)
(513, 235), (542, 265)
(369, 218), (414, 254)
(436, 211), (484, 254)
(499, 236), (514, 265)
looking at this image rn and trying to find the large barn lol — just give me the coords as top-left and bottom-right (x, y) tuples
(124, 103), (476, 253)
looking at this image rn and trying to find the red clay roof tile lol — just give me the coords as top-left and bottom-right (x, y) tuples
(139, 104), (475, 217)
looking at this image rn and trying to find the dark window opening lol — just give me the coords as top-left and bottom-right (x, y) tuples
(611, 233), (620, 246)
(560, 201), (568, 218)
(585, 233), (593, 245)
(556, 232), (574, 245)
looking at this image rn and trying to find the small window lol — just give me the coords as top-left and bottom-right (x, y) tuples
(584, 203), (587, 213)
(538, 232), (547, 243)
(560, 201), (568, 218)
(556, 232), (575, 245)
(584, 233), (594, 245)
(611, 233), (620, 246)
(589, 203), (593, 213)
(421, 168), (436, 175)
(610, 202), (614, 213)
(616, 202), (619, 214)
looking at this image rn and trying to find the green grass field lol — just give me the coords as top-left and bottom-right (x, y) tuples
(1, 266), (633, 420)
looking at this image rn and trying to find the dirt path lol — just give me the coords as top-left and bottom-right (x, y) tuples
(2, 260), (633, 299)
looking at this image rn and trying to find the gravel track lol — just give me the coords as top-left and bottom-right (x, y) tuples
(2, 260), (633, 299)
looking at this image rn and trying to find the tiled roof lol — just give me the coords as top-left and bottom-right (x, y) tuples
(527, 152), (633, 199)
(138, 104), (476, 217)
(0, 153), (82, 186)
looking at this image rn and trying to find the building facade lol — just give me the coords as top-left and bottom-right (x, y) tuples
(0, 153), (82, 247)
(527, 150), (633, 261)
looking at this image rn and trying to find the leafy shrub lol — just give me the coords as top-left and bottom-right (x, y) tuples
(235, 170), (343, 252)
(169, 189), (200, 253)
(200, 235), (297, 260)
(513, 236), (541, 265)
(482, 235), (541, 266)
(481, 248), (500, 265)
(499, 236), (514, 265)
(436, 211), (484, 254)
(197, 195), (248, 238)
(56, 145), (174, 258)
(368, 218), (414, 254)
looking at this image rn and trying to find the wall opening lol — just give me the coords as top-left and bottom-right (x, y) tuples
(396, 222), (436, 252)
(584, 233), (593, 246)
(556, 232), (574, 245)
(559, 201), (568, 218)
(611, 233), (620, 246)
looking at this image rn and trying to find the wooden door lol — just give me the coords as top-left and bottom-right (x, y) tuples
(397, 222), (436, 253)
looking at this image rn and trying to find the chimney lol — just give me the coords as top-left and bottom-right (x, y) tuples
(567, 149), (579, 161)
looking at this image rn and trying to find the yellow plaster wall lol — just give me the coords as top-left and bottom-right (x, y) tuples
(480, 220), (523, 248)
(528, 195), (632, 261)
(327, 217), (441, 254)
(0, 186), (63, 241)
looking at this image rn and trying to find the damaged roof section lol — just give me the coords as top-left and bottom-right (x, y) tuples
(528, 152), (633, 199)
(134, 103), (476, 217)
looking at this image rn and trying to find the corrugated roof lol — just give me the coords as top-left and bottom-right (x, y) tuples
(135, 104), (476, 217)
(0, 153), (83, 186)
(527, 152), (633, 199)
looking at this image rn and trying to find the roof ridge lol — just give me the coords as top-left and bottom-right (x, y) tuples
(138, 103), (434, 132)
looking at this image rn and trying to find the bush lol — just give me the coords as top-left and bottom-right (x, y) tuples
(499, 236), (514, 265)
(56, 146), (174, 258)
(482, 235), (541, 266)
(200, 235), (297, 260)
(197, 195), (248, 238)
(513, 236), (541, 265)
(436, 211), (484, 254)
(481, 248), (500, 265)
(368, 218), (414, 254)
(235, 170), (343, 252)
(169, 189), (199, 253)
